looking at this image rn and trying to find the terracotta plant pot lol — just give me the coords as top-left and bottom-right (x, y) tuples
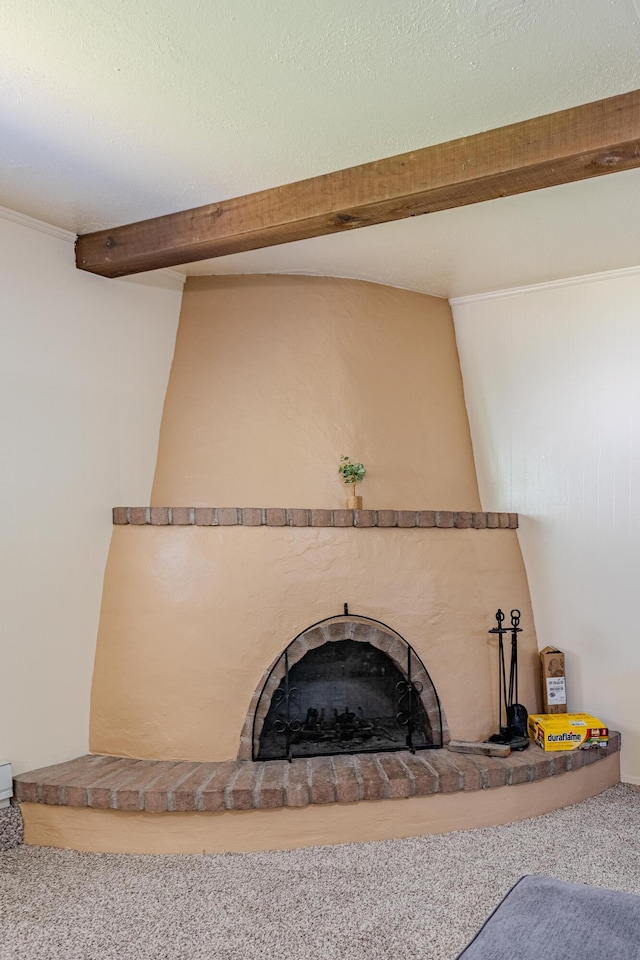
(346, 496), (363, 510)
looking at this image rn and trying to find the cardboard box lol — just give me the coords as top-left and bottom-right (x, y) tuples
(540, 645), (567, 713)
(528, 713), (608, 751)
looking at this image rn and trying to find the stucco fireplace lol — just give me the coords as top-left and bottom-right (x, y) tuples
(13, 274), (620, 855)
(89, 275), (539, 766)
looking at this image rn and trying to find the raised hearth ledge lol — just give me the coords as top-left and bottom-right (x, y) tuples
(14, 735), (620, 855)
(14, 737), (620, 813)
(17, 751), (620, 855)
(113, 507), (518, 529)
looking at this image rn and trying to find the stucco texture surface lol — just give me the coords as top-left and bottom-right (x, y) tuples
(91, 276), (537, 762)
(90, 525), (538, 760)
(151, 275), (481, 510)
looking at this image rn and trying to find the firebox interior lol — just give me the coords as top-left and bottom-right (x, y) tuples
(257, 637), (439, 760)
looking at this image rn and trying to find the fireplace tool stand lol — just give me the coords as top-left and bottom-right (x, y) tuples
(486, 608), (529, 751)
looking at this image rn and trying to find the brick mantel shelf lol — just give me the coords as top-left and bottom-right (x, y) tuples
(113, 508), (519, 529)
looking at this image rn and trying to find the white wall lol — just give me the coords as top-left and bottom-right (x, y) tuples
(0, 210), (183, 774)
(452, 268), (640, 783)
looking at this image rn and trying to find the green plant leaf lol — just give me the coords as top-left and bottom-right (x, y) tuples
(338, 455), (366, 485)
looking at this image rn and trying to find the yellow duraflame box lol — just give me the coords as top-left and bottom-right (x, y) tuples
(528, 713), (609, 752)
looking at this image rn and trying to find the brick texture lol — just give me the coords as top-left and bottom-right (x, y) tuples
(13, 737), (617, 813)
(466, 754), (508, 790)
(437, 753), (475, 792)
(397, 511), (417, 528)
(286, 508), (308, 526)
(225, 763), (260, 810)
(354, 755), (387, 800)
(194, 507), (215, 526)
(111, 507), (518, 529)
(454, 512), (473, 528)
(144, 762), (200, 813)
(196, 762), (241, 812)
(172, 763), (226, 812)
(376, 510), (396, 528)
(354, 510), (375, 527)
(128, 507), (148, 525)
(63, 756), (125, 807)
(170, 507), (191, 525)
(376, 754), (412, 798)
(504, 752), (535, 785)
(85, 759), (147, 809)
(332, 510), (353, 527)
(113, 761), (178, 812)
(309, 757), (337, 804)
(436, 511), (454, 528)
(398, 753), (439, 796)
(241, 508), (262, 526)
(257, 760), (288, 808)
(217, 507), (239, 526)
(417, 510), (437, 527)
(331, 755), (363, 803)
(285, 760), (310, 807)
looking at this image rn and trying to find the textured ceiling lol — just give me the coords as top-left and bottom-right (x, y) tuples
(2, 0), (640, 296)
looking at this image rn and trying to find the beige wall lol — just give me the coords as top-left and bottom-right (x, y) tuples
(453, 268), (640, 783)
(0, 209), (182, 775)
(152, 275), (481, 510)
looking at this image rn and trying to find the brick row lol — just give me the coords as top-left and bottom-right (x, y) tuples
(113, 507), (519, 529)
(13, 735), (619, 812)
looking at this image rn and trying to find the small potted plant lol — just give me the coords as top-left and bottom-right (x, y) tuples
(339, 455), (366, 509)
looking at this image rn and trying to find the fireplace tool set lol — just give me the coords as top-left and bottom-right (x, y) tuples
(486, 608), (529, 751)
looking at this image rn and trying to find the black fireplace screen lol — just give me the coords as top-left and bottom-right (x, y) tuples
(253, 615), (443, 761)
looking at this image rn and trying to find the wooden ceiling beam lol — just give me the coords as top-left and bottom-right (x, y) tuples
(75, 89), (640, 278)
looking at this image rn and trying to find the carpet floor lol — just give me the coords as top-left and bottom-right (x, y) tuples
(2, 784), (640, 960)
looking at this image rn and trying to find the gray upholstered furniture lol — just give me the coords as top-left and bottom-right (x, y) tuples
(456, 875), (640, 959)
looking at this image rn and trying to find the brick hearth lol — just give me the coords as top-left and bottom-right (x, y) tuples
(14, 735), (619, 814)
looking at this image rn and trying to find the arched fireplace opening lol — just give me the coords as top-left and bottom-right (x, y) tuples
(248, 614), (446, 761)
